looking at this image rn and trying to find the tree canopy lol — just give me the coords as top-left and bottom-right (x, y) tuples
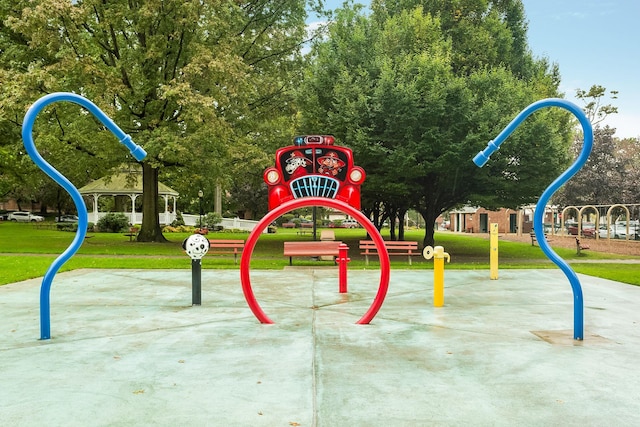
(296, 0), (572, 246)
(553, 86), (639, 208)
(0, 0), (311, 239)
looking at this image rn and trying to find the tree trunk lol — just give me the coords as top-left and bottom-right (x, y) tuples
(419, 207), (438, 247)
(398, 208), (407, 241)
(388, 206), (397, 241)
(137, 163), (168, 242)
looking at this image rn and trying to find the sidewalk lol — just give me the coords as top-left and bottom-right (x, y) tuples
(2, 268), (640, 426)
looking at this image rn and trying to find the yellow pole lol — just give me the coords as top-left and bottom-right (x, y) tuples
(490, 223), (498, 280)
(423, 245), (450, 307)
(434, 257), (444, 307)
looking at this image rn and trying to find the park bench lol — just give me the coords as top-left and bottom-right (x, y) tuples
(359, 240), (419, 266)
(575, 237), (590, 255)
(530, 230), (549, 246)
(125, 226), (139, 242)
(283, 241), (343, 265)
(207, 239), (245, 264)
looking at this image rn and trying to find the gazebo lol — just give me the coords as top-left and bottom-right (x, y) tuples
(79, 164), (179, 225)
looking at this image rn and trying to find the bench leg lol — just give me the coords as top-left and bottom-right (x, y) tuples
(408, 255), (412, 266)
(290, 256), (293, 266)
(365, 254), (369, 266)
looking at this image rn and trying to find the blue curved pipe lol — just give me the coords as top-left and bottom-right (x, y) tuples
(21, 92), (147, 340)
(473, 98), (593, 340)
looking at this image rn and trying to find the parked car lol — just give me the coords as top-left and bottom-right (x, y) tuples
(341, 219), (360, 228)
(281, 218), (313, 228)
(598, 222), (639, 240)
(56, 215), (78, 223)
(614, 221), (639, 240)
(329, 218), (359, 228)
(567, 223), (596, 237)
(8, 211), (45, 222)
(599, 225), (619, 239)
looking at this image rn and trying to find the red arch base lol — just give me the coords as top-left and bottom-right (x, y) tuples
(240, 197), (390, 324)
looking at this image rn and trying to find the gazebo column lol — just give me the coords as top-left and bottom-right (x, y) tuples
(130, 194), (139, 224)
(173, 197), (177, 221)
(162, 195), (169, 225)
(92, 193), (100, 224)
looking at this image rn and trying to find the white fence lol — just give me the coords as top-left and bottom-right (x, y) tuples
(89, 212), (176, 225)
(88, 212), (262, 233)
(182, 214), (264, 233)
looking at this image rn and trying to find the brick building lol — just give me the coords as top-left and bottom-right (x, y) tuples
(448, 205), (556, 235)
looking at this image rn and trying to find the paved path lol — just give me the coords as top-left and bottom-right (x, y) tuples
(2, 268), (640, 426)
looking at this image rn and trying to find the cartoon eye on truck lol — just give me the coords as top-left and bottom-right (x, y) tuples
(263, 135), (366, 211)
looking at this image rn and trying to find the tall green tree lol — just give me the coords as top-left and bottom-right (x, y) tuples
(297, 1), (570, 246)
(1, 0), (309, 240)
(552, 85), (640, 208)
(553, 126), (627, 206)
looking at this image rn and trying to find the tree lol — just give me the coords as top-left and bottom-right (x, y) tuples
(576, 85), (618, 126)
(552, 85), (640, 208)
(553, 126), (627, 206)
(0, 0), (310, 241)
(296, 1), (569, 246)
(617, 137), (640, 204)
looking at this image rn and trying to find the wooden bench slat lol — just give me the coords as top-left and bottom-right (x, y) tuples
(575, 238), (590, 254)
(207, 239), (245, 264)
(283, 241), (343, 265)
(358, 240), (419, 265)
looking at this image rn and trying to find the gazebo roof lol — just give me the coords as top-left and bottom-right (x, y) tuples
(78, 165), (179, 197)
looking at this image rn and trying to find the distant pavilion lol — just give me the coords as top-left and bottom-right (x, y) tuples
(78, 164), (178, 225)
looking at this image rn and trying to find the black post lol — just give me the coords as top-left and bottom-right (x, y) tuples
(313, 206), (317, 240)
(198, 189), (204, 231)
(192, 258), (202, 305)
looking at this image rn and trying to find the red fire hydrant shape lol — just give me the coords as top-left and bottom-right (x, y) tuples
(338, 243), (350, 293)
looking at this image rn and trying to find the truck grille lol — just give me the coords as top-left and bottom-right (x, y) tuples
(290, 176), (339, 199)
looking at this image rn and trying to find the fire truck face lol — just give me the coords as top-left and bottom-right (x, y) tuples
(264, 135), (365, 211)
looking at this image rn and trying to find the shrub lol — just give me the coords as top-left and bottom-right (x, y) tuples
(201, 212), (222, 228)
(276, 214), (294, 226)
(57, 223), (77, 232)
(171, 211), (185, 227)
(56, 222), (95, 233)
(97, 213), (129, 233)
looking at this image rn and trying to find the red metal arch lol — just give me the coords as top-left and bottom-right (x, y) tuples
(239, 197), (390, 324)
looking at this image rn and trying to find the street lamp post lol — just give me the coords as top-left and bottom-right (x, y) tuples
(198, 190), (204, 231)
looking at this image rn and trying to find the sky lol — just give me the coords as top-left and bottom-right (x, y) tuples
(311, 0), (640, 138)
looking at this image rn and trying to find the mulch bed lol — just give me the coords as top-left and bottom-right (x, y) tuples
(498, 233), (640, 257)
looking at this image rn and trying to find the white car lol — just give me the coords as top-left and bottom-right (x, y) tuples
(341, 219), (360, 228)
(56, 215), (78, 223)
(615, 221), (639, 240)
(599, 223), (639, 240)
(8, 211), (45, 222)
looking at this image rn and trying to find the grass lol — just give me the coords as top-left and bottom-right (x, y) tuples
(1, 221), (639, 286)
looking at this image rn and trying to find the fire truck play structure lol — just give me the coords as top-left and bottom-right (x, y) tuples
(263, 135), (366, 210)
(240, 135), (390, 324)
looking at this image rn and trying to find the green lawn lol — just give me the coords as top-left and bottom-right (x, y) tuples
(1, 221), (639, 286)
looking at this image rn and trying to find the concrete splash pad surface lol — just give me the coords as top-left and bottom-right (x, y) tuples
(1, 268), (639, 426)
